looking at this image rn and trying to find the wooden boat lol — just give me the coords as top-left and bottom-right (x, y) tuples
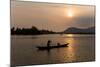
(36, 43), (69, 50)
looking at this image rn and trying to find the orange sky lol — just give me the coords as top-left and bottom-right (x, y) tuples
(11, 1), (95, 32)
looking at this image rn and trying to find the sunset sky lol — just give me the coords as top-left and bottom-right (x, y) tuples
(11, 1), (95, 32)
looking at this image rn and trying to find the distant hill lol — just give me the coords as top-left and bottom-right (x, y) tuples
(11, 26), (95, 35)
(63, 27), (95, 34)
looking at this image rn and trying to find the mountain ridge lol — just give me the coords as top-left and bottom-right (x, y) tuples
(63, 27), (95, 34)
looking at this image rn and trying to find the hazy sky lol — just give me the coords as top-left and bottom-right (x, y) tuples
(11, 1), (95, 32)
(11, 0), (95, 5)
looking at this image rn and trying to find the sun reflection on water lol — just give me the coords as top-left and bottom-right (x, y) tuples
(66, 34), (74, 37)
(64, 34), (77, 62)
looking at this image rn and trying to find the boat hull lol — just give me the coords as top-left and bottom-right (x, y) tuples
(37, 43), (69, 50)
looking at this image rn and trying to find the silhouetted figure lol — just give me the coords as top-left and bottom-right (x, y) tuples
(47, 40), (51, 47)
(57, 43), (60, 46)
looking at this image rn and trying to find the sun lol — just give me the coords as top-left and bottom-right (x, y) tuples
(66, 10), (74, 18)
(68, 12), (73, 17)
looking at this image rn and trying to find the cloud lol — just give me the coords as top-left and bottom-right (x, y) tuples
(73, 16), (95, 28)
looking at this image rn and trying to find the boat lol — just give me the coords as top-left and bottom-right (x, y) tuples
(36, 43), (69, 50)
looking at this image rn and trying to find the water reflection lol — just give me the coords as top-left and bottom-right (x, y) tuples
(64, 34), (76, 62)
(11, 34), (95, 66)
(65, 34), (74, 37)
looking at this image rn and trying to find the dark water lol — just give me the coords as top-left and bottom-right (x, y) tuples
(11, 34), (95, 66)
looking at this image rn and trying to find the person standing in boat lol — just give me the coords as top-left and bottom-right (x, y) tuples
(47, 40), (51, 47)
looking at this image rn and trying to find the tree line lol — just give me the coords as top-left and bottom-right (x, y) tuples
(11, 26), (56, 35)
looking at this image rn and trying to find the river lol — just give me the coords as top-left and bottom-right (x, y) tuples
(11, 34), (95, 66)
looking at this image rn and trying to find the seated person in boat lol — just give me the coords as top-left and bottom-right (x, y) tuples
(57, 43), (60, 46)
